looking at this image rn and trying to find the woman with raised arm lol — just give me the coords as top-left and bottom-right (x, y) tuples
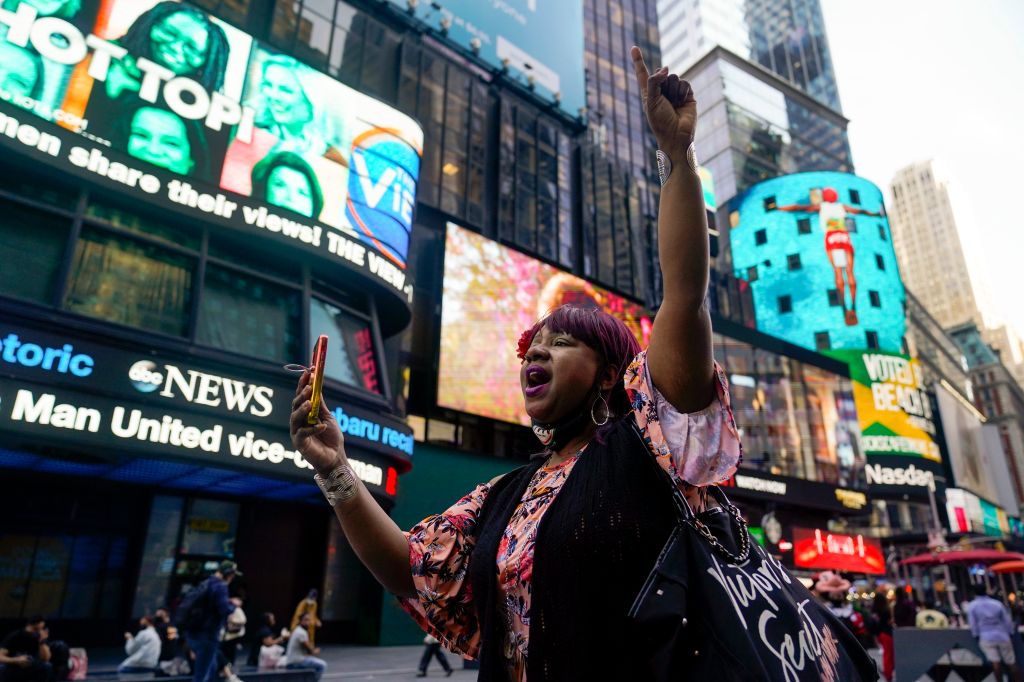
(290, 47), (874, 682)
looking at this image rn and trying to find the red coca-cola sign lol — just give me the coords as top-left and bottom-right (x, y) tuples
(792, 527), (885, 575)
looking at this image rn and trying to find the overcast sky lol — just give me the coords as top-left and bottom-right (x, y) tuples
(820, 0), (1024, 334)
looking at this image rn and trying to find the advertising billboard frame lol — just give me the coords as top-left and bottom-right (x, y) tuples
(0, 317), (414, 498)
(0, 0), (423, 327)
(728, 171), (906, 355)
(383, 0), (586, 119)
(791, 526), (886, 575)
(436, 221), (653, 427)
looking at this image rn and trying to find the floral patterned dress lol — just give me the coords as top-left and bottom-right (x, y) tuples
(399, 351), (742, 681)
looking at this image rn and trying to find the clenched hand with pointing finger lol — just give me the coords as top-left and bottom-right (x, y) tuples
(630, 45), (697, 168)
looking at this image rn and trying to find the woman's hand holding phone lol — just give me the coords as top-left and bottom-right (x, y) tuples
(290, 369), (346, 475)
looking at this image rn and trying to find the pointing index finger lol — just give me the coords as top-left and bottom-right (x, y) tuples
(630, 46), (649, 93)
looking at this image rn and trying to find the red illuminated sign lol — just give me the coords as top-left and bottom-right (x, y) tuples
(792, 527), (885, 575)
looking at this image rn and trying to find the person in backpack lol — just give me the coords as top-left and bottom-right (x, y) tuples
(178, 561), (240, 682)
(289, 44), (876, 682)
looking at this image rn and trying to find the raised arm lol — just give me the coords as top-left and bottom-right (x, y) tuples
(631, 47), (715, 413)
(290, 371), (415, 597)
(773, 204), (818, 213)
(846, 206), (883, 217)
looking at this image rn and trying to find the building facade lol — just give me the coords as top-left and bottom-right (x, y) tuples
(0, 0), (423, 646)
(889, 160), (1024, 388)
(658, 0), (843, 111)
(657, 0), (853, 209)
(904, 294), (1021, 527)
(0, 0), (887, 647)
(951, 323), (1024, 515)
(889, 160), (985, 330)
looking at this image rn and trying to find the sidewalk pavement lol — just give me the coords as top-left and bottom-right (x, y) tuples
(88, 645), (471, 681)
(302, 645), (471, 681)
(88, 643), (887, 681)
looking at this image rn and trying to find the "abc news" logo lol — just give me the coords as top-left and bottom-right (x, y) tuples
(129, 360), (274, 417)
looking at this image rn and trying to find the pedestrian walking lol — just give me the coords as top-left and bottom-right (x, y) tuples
(967, 584), (1023, 681)
(284, 614), (325, 681)
(289, 46), (876, 682)
(893, 587), (918, 627)
(176, 561), (240, 682)
(118, 616), (161, 676)
(0, 616), (52, 682)
(416, 634), (452, 677)
(289, 590), (321, 650)
(219, 598), (246, 670)
(815, 573), (871, 647)
(870, 593), (894, 681)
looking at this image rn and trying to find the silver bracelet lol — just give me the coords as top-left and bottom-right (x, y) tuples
(686, 143), (698, 173)
(656, 150), (672, 186)
(314, 462), (358, 506)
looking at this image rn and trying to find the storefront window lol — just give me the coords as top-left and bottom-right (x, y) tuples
(0, 174), (77, 211)
(64, 228), (194, 336)
(0, 200), (69, 305)
(20, 537), (70, 617)
(196, 265), (301, 363)
(133, 496), (185, 617)
(85, 200), (201, 250)
(0, 533), (129, 619)
(310, 298), (382, 394)
(62, 535), (112, 619)
(181, 499), (239, 557)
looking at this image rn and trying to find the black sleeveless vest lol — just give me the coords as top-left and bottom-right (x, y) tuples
(468, 417), (678, 681)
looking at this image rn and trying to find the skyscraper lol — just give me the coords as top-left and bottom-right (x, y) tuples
(657, 0), (853, 206)
(890, 159), (1024, 385)
(889, 160), (984, 329)
(581, 0), (664, 303)
(657, 0), (842, 109)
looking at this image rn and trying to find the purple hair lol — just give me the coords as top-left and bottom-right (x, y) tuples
(518, 304), (641, 416)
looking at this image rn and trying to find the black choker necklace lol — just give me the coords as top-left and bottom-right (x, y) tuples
(531, 407), (594, 453)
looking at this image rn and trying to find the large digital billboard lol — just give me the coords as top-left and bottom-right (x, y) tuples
(387, 0), (584, 117)
(0, 320), (414, 498)
(0, 0), (422, 284)
(828, 349), (944, 498)
(791, 527), (885, 575)
(829, 350), (939, 462)
(729, 172), (905, 353)
(935, 382), (1015, 511)
(438, 222), (652, 426)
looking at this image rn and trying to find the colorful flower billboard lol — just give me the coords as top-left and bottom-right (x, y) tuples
(438, 222), (652, 426)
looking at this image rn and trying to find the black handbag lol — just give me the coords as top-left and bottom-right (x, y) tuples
(627, 426), (878, 681)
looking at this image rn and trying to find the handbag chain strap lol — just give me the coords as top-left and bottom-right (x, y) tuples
(629, 419), (752, 564)
(686, 492), (751, 564)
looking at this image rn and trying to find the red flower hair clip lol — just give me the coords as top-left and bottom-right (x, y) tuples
(516, 328), (535, 360)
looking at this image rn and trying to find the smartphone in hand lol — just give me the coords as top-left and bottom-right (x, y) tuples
(307, 335), (328, 425)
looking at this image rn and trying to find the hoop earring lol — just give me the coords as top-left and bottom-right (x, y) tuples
(591, 394), (610, 426)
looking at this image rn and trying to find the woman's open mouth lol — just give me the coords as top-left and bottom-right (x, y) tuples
(524, 365), (551, 397)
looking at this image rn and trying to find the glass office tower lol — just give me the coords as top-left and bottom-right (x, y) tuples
(658, 0), (853, 205)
